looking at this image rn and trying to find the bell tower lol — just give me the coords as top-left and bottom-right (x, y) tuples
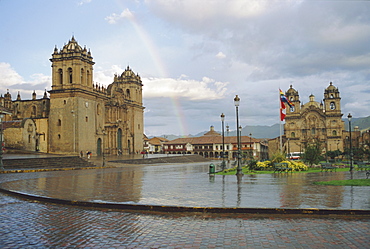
(48, 37), (106, 154)
(285, 85), (301, 116)
(50, 36), (94, 91)
(323, 82), (341, 115)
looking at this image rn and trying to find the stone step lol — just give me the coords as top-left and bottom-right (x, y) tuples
(3, 156), (96, 169)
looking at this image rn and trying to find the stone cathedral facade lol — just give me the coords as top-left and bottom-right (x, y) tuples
(2, 37), (144, 155)
(283, 82), (346, 154)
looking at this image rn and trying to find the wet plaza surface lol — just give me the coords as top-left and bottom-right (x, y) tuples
(0, 160), (369, 210)
(0, 156), (369, 248)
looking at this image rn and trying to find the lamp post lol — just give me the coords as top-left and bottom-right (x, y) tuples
(220, 113), (226, 170)
(102, 129), (106, 167)
(249, 133), (252, 159)
(348, 113), (353, 171)
(0, 114), (4, 170)
(234, 95), (243, 176)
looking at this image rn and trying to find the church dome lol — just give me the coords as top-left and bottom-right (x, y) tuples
(326, 82), (338, 91)
(286, 85), (298, 95)
(63, 36), (82, 52)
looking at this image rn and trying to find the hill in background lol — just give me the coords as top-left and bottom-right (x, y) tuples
(152, 115), (370, 140)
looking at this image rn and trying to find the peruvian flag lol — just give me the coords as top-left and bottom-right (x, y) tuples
(280, 99), (286, 121)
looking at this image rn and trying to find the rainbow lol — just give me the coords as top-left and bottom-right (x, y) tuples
(120, 7), (189, 136)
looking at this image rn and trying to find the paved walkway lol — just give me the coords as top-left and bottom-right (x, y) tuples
(0, 155), (369, 248)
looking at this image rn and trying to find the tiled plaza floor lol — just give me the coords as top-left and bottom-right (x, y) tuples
(0, 155), (369, 248)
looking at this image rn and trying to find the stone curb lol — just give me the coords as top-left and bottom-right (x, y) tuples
(0, 166), (115, 174)
(1, 187), (369, 217)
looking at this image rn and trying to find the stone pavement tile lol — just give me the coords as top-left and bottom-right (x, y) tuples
(1, 169), (370, 249)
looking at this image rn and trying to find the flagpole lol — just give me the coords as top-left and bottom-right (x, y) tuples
(279, 91), (282, 153)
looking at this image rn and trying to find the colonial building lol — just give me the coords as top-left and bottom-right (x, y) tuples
(2, 36), (144, 155)
(163, 126), (269, 160)
(269, 82), (358, 157)
(144, 137), (169, 154)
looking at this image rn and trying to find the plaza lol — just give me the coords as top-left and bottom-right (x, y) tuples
(0, 154), (369, 248)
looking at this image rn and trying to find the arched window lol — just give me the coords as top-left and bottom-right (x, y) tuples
(68, 68), (73, 83)
(57, 119), (61, 126)
(58, 134), (61, 139)
(311, 128), (316, 135)
(81, 68), (85, 85)
(85, 116), (88, 122)
(58, 69), (63, 85)
(32, 106), (36, 116)
(126, 89), (130, 98)
(291, 132), (295, 138)
(332, 130), (337, 136)
(97, 103), (101, 115)
(87, 70), (91, 86)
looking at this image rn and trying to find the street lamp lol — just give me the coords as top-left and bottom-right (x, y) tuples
(0, 114), (4, 170)
(348, 113), (353, 171)
(249, 133), (252, 159)
(220, 113), (226, 170)
(102, 129), (106, 167)
(234, 95), (243, 176)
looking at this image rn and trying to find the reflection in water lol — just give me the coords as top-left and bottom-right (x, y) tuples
(0, 163), (369, 210)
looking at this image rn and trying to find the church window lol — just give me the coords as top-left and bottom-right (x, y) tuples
(32, 106), (36, 116)
(138, 124), (140, 129)
(126, 89), (130, 98)
(291, 132), (295, 138)
(311, 128), (316, 135)
(28, 135), (31, 143)
(58, 69), (63, 85)
(330, 102), (336, 110)
(332, 130), (337, 136)
(87, 70), (91, 85)
(81, 68), (85, 85)
(57, 119), (61, 126)
(85, 116), (88, 122)
(64, 100), (66, 105)
(97, 104), (101, 115)
(68, 68), (73, 83)
(58, 134), (61, 139)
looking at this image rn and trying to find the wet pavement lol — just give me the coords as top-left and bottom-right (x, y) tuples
(0, 155), (369, 248)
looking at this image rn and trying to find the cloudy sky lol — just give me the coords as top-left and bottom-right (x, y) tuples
(1, 0), (369, 136)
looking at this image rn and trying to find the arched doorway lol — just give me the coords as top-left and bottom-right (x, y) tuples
(97, 138), (102, 156)
(117, 128), (122, 153)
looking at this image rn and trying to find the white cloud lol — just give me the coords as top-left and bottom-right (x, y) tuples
(78, 0), (92, 6)
(142, 76), (228, 100)
(216, 52), (226, 59)
(0, 62), (24, 86)
(105, 8), (135, 24)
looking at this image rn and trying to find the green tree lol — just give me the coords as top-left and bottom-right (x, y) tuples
(326, 150), (342, 160)
(302, 139), (324, 166)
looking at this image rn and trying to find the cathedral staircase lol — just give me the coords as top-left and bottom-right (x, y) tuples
(3, 156), (96, 171)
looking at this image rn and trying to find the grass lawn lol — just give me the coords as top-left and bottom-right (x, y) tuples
(216, 167), (351, 175)
(313, 179), (370, 186)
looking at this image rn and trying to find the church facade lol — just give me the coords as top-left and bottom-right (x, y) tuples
(274, 83), (348, 155)
(2, 37), (144, 155)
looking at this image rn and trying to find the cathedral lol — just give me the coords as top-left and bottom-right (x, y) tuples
(1, 37), (144, 155)
(281, 83), (347, 154)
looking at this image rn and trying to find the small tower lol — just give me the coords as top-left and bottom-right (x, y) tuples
(285, 85), (300, 115)
(323, 82), (341, 114)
